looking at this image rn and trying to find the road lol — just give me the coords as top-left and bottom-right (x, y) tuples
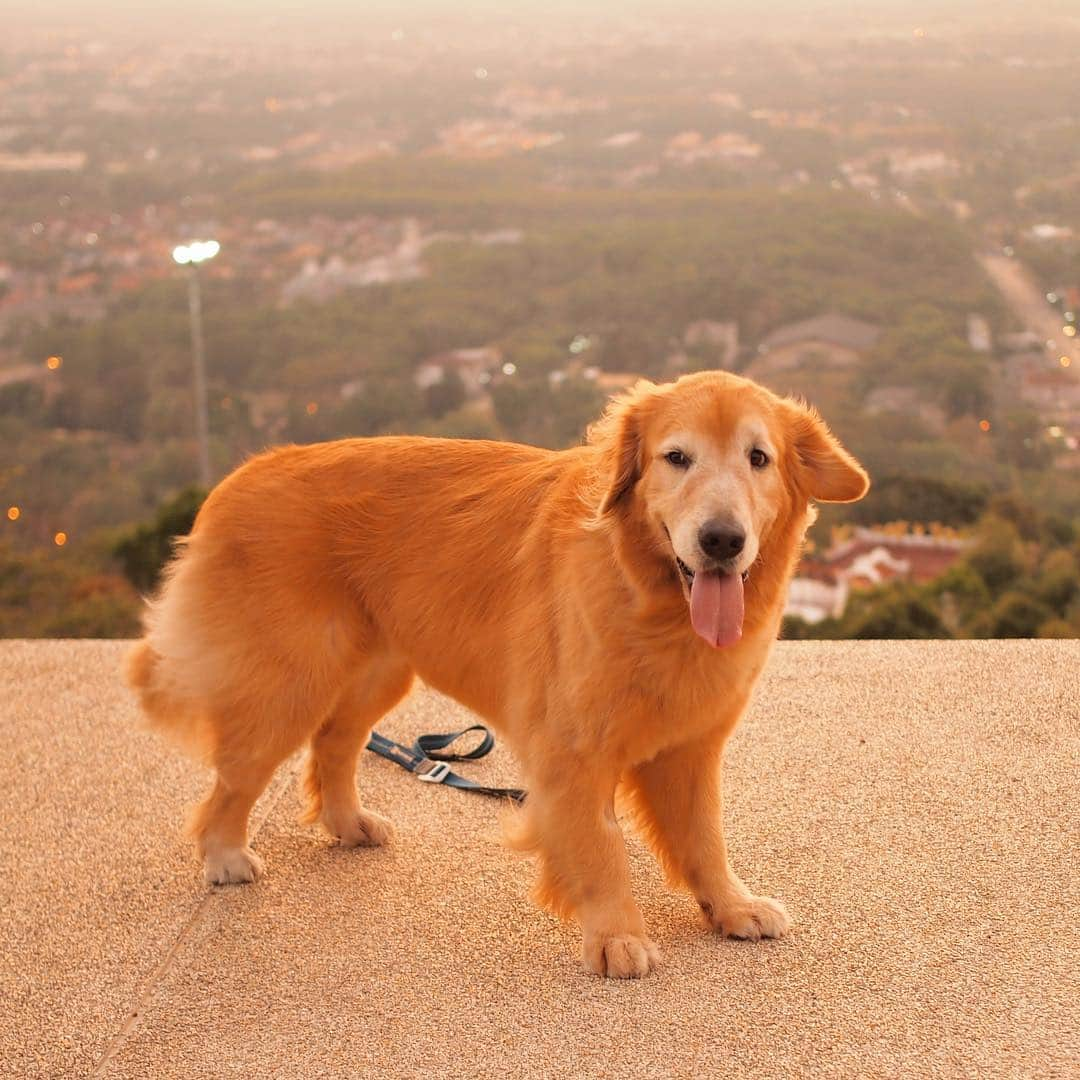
(978, 252), (1080, 371)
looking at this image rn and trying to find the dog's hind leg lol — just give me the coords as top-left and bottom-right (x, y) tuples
(190, 748), (286, 886)
(301, 655), (415, 848)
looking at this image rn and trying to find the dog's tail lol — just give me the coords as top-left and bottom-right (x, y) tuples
(123, 639), (212, 760)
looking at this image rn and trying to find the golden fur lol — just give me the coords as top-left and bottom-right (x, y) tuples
(125, 370), (868, 978)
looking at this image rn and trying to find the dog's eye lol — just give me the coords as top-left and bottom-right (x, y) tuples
(749, 448), (770, 469)
(664, 449), (691, 468)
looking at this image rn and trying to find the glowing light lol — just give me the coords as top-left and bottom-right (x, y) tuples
(53, 531), (67, 546)
(264, 97), (282, 113)
(1063, 325), (1076, 338)
(1047, 292), (1059, 303)
(913, 27), (926, 38)
(1062, 356), (1072, 368)
(46, 355), (62, 370)
(172, 240), (220, 265)
(391, 27), (404, 40)
(6, 506), (19, 521)
(1048, 426), (1063, 438)
(305, 401), (319, 415)
(501, 362), (517, 375)
(474, 67), (489, 79)
(978, 419), (991, 433)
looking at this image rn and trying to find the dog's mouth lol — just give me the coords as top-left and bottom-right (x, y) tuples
(675, 555), (749, 588)
(665, 528), (747, 650)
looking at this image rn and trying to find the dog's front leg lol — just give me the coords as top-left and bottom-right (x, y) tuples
(627, 734), (790, 941)
(524, 765), (659, 978)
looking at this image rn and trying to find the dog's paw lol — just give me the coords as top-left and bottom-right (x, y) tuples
(330, 808), (395, 848)
(703, 894), (790, 941)
(204, 846), (264, 886)
(582, 932), (660, 979)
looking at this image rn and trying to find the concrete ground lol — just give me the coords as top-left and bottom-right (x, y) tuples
(1, 639), (1077, 1079)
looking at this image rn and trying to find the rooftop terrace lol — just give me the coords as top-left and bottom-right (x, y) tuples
(1, 640), (1077, 1078)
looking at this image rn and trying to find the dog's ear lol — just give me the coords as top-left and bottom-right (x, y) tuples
(784, 400), (869, 503)
(590, 380), (657, 515)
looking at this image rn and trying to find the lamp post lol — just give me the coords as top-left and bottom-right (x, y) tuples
(172, 239), (220, 488)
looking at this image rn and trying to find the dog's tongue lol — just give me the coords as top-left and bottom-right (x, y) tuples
(690, 571), (744, 648)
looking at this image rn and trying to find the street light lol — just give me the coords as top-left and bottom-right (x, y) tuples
(172, 239), (220, 487)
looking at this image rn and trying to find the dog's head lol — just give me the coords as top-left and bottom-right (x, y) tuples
(589, 372), (869, 648)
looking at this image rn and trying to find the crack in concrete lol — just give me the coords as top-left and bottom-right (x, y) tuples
(89, 759), (301, 1078)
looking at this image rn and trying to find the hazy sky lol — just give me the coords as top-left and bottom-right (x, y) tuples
(4, 0), (1072, 27)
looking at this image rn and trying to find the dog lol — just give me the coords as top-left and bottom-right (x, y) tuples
(125, 370), (868, 978)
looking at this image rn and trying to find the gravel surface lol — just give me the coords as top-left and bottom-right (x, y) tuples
(1, 639), (1077, 1079)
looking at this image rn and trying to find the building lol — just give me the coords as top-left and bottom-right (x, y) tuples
(786, 527), (969, 624)
(886, 149), (960, 181)
(0, 151), (87, 172)
(280, 220), (425, 304)
(863, 385), (946, 433)
(746, 313), (880, 381)
(998, 330), (1044, 355)
(434, 119), (564, 157)
(414, 347), (503, 399)
(664, 131), (763, 166)
(1018, 369), (1080, 417)
(1026, 224), (1074, 242)
(683, 320), (739, 367)
(967, 314), (992, 352)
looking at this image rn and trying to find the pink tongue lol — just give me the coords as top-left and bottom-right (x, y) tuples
(690, 571), (744, 648)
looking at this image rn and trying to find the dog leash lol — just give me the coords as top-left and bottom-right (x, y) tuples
(366, 724), (526, 804)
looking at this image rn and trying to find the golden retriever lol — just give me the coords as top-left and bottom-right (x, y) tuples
(125, 370), (868, 978)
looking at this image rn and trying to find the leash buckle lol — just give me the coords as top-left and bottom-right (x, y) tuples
(415, 759), (451, 784)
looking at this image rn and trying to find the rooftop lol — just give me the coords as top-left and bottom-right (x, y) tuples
(2, 639), (1077, 1078)
(761, 312), (882, 352)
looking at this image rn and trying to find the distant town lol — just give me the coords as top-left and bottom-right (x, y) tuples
(2, 3), (1078, 638)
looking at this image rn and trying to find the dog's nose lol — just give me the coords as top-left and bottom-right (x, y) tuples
(698, 520), (745, 562)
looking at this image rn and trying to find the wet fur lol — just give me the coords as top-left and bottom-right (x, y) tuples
(126, 371), (868, 977)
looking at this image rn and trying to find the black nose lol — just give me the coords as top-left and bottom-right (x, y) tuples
(698, 520), (745, 561)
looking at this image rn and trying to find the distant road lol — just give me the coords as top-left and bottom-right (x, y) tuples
(978, 252), (1080, 372)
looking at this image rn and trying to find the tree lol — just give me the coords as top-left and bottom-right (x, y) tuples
(332, 381), (423, 438)
(423, 370), (467, 419)
(987, 493), (1044, 541)
(844, 585), (950, 640)
(0, 380), (44, 420)
(1033, 550), (1079, 614)
(491, 379), (540, 439)
(113, 487), (206, 593)
(849, 474), (987, 528)
(995, 411), (1054, 471)
(0, 542), (139, 638)
(983, 592), (1054, 639)
(965, 518), (1025, 592)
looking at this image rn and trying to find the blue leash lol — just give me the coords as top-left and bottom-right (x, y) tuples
(366, 724), (526, 804)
